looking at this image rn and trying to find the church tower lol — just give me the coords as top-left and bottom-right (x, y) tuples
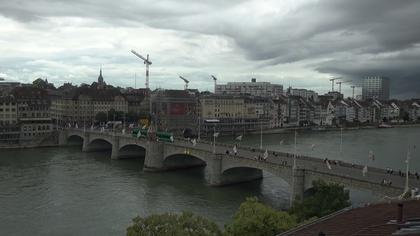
(98, 68), (104, 84)
(97, 68), (106, 89)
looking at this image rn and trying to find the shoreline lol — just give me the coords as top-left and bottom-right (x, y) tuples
(1, 123), (420, 149)
(250, 122), (420, 135)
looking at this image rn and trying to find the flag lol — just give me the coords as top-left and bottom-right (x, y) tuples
(326, 160), (332, 170)
(263, 149), (268, 160)
(213, 132), (219, 138)
(279, 139), (284, 145)
(170, 135), (174, 142)
(406, 149), (411, 163)
(192, 139), (197, 147)
(235, 135), (243, 141)
(311, 144), (316, 151)
(362, 165), (368, 176)
(368, 151), (375, 161)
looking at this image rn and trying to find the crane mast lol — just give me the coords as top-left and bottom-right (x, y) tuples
(211, 75), (217, 93)
(351, 85), (356, 99)
(131, 50), (152, 89)
(329, 78), (338, 92)
(179, 76), (189, 90)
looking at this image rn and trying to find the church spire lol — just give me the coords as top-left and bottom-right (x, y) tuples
(98, 67), (104, 84)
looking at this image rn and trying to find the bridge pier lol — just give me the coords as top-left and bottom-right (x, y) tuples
(206, 154), (223, 186)
(144, 141), (165, 172)
(291, 168), (305, 206)
(82, 133), (91, 152)
(111, 137), (120, 160)
(58, 130), (68, 146)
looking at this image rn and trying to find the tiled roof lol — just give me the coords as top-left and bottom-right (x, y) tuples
(281, 200), (420, 236)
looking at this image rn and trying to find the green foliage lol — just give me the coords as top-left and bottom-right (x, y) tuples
(126, 212), (222, 236)
(289, 179), (351, 222)
(224, 197), (297, 236)
(95, 112), (107, 123)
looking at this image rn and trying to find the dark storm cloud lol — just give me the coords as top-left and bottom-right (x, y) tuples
(316, 50), (420, 99)
(1, 0), (419, 97)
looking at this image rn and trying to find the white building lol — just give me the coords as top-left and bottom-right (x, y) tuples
(215, 78), (283, 98)
(288, 88), (319, 102)
(362, 76), (390, 100)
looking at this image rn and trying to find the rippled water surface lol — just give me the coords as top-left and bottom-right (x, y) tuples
(1, 127), (419, 235)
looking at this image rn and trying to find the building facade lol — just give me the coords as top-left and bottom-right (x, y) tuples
(215, 78), (283, 98)
(152, 89), (198, 135)
(362, 76), (390, 100)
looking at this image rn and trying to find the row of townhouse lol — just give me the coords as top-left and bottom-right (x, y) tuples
(276, 97), (420, 127)
(0, 87), (53, 144)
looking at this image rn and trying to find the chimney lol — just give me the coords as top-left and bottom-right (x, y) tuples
(397, 203), (404, 223)
(251, 78), (256, 83)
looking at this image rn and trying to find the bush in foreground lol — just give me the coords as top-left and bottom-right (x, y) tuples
(224, 197), (297, 236)
(289, 179), (351, 222)
(126, 212), (222, 236)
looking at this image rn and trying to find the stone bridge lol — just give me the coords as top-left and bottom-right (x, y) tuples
(59, 129), (420, 204)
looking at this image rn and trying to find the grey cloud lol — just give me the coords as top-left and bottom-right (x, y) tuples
(1, 0), (420, 97)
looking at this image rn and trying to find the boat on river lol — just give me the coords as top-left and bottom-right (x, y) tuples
(378, 123), (393, 128)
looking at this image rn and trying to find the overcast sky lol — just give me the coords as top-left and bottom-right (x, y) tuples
(0, 0), (419, 98)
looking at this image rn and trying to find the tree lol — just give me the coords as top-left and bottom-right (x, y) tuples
(95, 112), (107, 123)
(289, 179), (351, 222)
(126, 212), (222, 236)
(224, 197), (297, 236)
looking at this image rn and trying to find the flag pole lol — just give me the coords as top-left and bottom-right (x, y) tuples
(213, 124), (216, 154)
(293, 128), (297, 170)
(340, 127), (343, 156)
(260, 120), (263, 149)
(404, 146), (410, 194)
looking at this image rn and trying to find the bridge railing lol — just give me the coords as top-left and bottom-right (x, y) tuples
(65, 128), (419, 180)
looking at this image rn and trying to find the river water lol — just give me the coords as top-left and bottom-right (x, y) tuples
(1, 127), (419, 235)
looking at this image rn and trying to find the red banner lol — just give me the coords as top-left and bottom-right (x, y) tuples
(169, 103), (187, 115)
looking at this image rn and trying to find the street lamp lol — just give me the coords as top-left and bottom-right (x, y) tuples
(293, 128), (297, 170)
(260, 120), (263, 149)
(205, 119), (219, 154)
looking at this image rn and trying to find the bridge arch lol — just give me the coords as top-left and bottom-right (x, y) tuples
(221, 158), (293, 185)
(118, 144), (146, 159)
(67, 134), (84, 145)
(85, 138), (113, 152)
(163, 153), (207, 170)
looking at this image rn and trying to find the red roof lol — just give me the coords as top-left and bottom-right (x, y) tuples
(282, 200), (420, 236)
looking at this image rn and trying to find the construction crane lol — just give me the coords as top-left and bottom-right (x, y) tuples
(350, 85), (362, 99)
(351, 85), (356, 99)
(329, 77), (341, 92)
(336, 80), (351, 93)
(130, 50), (152, 89)
(211, 75), (217, 93)
(179, 76), (189, 90)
